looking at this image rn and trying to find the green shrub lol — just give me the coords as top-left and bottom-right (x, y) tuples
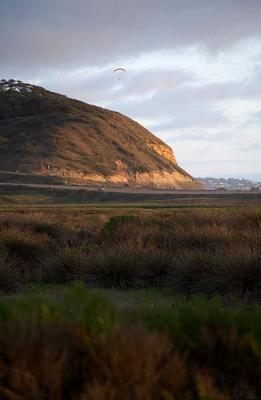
(101, 215), (142, 242)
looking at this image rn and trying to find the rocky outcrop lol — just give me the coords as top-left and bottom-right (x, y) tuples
(146, 142), (177, 164)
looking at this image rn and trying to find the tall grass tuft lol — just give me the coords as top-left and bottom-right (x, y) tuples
(40, 247), (88, 284)
(83, 244), (172, 289)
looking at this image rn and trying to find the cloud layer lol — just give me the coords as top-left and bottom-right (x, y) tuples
(2, 0), (261, 67)
(1, 0), (261, 179)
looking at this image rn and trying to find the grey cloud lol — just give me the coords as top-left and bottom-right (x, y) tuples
(120, 67), (261, 114)
(54, 68), (193, 105)
(164, 131), (231, 142)
(109, 82), (231, 126)
(147, 107), (228, 132)
(117, 69), (195, 97)
(100, 64), (261, 134)
(1, 0), (261, 72)
(244, 143), (261, 151)
(45, 69), (117, 103)
(241, 109), (261, 128)
(186, 159), (249, 165)
(235, 68), (261, 99)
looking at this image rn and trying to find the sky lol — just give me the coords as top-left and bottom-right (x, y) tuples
(1, 0), (261, 180)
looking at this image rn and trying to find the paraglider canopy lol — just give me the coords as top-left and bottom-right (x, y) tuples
(113, 68), (127, 73)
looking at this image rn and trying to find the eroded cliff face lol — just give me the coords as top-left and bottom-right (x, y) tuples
(39, 160), (200, 189)
(0, 142), (200, 189)
(146, 142), (177, 164)
(37, 139), (200, 189)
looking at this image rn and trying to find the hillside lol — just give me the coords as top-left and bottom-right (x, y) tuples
(0, 79), (201, 189)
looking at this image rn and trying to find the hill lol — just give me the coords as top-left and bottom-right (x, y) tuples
(0, 79), (201, 189)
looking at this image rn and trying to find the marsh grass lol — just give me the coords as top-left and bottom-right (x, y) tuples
(0, 207), (260, 398)
(0, 208), (260, 300)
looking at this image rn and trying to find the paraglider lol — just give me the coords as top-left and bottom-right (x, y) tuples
(113, 68), (127, 80)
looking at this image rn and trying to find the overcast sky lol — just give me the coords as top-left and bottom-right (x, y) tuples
(1, 0), (261, 180)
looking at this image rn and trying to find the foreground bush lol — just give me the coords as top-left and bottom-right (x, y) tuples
(0, 285), (260, 399)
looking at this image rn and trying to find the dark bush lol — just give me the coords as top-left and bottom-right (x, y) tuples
(40, 247), (88, 284)
(0, 254), (20, 293)
(83, 244), (172, 289)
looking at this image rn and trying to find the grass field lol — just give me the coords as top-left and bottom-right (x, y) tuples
(0, 188), (260, 399)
